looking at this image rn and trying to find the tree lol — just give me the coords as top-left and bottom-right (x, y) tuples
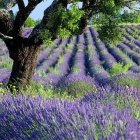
(0, 0), (139, 91)
(24, 17), (35, 27)
(35, 19), (41, 26)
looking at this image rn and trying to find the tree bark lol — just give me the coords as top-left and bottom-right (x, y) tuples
(6, 39), (40, 91)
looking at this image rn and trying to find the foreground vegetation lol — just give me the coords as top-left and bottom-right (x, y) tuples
(0, 0), (140, 139)
(0, 25), (140, 139)
(0, 81), (140, 139)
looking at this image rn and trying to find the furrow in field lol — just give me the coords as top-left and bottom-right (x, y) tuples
(36, 41), (69, 74)
(36, 37), (71, 69)
(106, 44), (136, 65)
(67, 35), (86, 75)
(118, 43), (140, 65)
(47, 40), (74, 75)
(82, 31), (92, 76)
(89, 28), (117, 70)
(124, 41), (140, 54)
(36, 38), (63, 66)
(84, 28), (110, 84)
(54, 44), (75, 75)
(38, 36), (79, 86)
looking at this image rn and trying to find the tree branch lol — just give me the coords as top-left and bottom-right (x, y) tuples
(13, 0), (43, 35)
(0, 32), (13, 40)
(27, 0), (140, 45)
(3, 0), (17, 10)
(28, 0), (69, 44)
(16, 0), (25, 11)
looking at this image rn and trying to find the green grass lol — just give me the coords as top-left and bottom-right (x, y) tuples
(108, 62), (132, 77)
(71, 67), (81, 74)
(93, 121), (114, 140)
(26, 81), (97, 100)
(116, 77), (140, 88)
(0, 81), (97, 100)
(59, 81), (97, 98)
(20, 81), (75, 100)
(0, 57), (13, 69)
(0, 76), (140, 121)
(36, 70), (47, 77)
(88, 23), (140, 28)
(115, 95), (140, 121)
(100, 91), (140, 121)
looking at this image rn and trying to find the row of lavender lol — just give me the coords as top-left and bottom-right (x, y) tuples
(34, 25), (140, 86)
(0, 83), (140, 139)
(0, 27), (140, 139)
(0, 26), (140, 86)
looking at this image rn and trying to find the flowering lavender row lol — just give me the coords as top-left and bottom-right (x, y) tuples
(0, 84), (140, 139)
(36, 38), (64, 66)
(36, 44), (67, 72)
(106, 44), (136, 66)
(1, 26), (140, 86)
(95, 39), (117, 69)
(50, 45), (74, 75)
(1, 26), (140, 140)
(71, 43), (86, 75)
(83, 34), (110, 84)
(129, 66), (140, 73)
(134, 40), (140, 47)
(124, 27), (140, 43)
(124, 42), (140, 54)
(56, 32), (98, 90)
(34, 35), (83, 86)
(87, 28), (112, 83)
(39, 44), (77, 86)
(118, 43), (140, 65)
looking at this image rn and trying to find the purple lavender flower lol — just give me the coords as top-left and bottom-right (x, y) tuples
(0, 90), (140, 140)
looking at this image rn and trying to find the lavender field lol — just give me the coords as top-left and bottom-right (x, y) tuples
(0, 26), (140, 139)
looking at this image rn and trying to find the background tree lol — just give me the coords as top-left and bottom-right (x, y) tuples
(0, 0), (140, 91)
(35, 19), (41, 26)
(24, 16), (36, 27)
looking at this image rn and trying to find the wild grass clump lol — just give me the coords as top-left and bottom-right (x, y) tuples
(56, 81), (97, 99)
(25, 81), (75, 100)
(36, 70), (47, 78)
(101, 92), (140, 121)
(108, 62), (131, 77)
(116, 77), (140, 88)
(0, 83), (6, 94)
(1, 81), (93, 100)
(26, 81), (97, 100)
(0, 57), (13, 69)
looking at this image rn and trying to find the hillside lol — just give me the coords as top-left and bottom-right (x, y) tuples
(0, 26), (140, 139)
(1, 26), (140, 87)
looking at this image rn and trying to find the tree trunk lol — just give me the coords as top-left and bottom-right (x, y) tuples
(6, 39), (40, 91)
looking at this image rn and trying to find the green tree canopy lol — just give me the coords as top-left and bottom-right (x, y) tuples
(24, 17), (36, 27)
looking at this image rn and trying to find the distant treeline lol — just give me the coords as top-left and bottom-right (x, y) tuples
(24, 17), (41, 27)
(121, 11), (140, 23)
(90, 11), (140, 25)
(25, 11), (140, 28)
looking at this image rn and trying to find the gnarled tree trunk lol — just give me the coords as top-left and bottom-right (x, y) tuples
(5, 39), (40, 90)
(0, 0), (94, 92)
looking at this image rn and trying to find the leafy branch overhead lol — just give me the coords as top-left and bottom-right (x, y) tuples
(40, 2), (84, 46)
(0, 0), (140, 45)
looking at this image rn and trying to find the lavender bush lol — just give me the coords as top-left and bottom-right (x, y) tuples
(0, 84), (140, 139)
(0, 26), (140, 139)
